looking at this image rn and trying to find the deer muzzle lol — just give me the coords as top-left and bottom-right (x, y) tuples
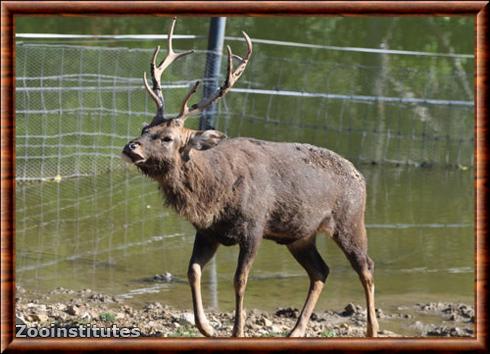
(122, 141), (146, 164)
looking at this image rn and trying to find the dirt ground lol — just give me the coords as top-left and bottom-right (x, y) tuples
(15, 286), (474, 338)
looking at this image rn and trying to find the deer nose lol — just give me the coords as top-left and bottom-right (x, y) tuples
(128, 142), (140, 150)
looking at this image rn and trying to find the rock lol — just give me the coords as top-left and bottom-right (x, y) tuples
(209, 317), (222, 329)
(153, 273), (173, 282)
(16, 316), (26, 325)
(173, 313), (195, 326)
(425, 324), (469, 337)
(54, 304), (67, 312)
(311, 324), (321, 331)
(379, 329), (399, 337)
(416, 303), (475, 323)
(144, 302), (164, 312)
(66, 304), (80, 316)
(418, 302), (447, 313)
(88, 293), (113, 303)
(27, 303), (46, 311)
(49, 287), (75, 295)
(47, 309), (65, 321)
(256, 317), (273, 327)
(121, 305), (134, 315)
(426, 325), (474, 337)
(410, 321), (427, 333)
(13, 287), (476, 338)
(457, 304), (474, 319)
(275, 307), (298, 319)
(449, 313), (459, 321)
(80, 312), (91, 321)
(270, 325), (282, 333)
(28, 312), (48, 322)
(257, 328), (269, 336)
(342, 304), (357, 316)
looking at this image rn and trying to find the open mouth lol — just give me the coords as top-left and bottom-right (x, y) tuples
(121, 150), (146, 164)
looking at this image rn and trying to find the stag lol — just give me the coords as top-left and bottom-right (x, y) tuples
(123, 18), (379, 338)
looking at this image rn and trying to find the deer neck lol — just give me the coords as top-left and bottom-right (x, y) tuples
(157, 154), (225, 229)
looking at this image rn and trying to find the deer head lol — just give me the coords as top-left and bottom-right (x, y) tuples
(122, 18), (252, 176)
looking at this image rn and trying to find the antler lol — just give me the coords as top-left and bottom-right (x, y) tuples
(144, 17), (193, 125)
(175, 32), (253, 122)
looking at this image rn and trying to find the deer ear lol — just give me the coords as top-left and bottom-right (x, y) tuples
(189, 130), (226, 151)
(181, 130), (226, 161)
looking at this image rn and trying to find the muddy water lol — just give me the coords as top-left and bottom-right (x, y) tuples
(16, 165), (474, 321)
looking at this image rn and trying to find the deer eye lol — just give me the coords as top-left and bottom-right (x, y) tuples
(161, 136), (173, 143)
(141, 126), (150, 135)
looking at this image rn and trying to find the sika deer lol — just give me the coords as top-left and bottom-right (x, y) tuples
(122, 18), (379, 338)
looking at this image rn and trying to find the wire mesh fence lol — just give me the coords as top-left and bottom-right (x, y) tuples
(14, 30), (475, 312)
(15, 38), (474, 182)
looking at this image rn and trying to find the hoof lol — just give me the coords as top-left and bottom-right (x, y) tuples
(197, 323), (215, 337)
(288, 329), (306, 337)
(231, 329), (244, 337)
(367, 326), (378, 337)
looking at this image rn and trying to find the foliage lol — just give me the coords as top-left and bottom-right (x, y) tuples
(99, 312), (116, 323)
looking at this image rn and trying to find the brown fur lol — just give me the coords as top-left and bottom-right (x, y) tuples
(123, 124), (379, 337)
(123, 18), (380, 338)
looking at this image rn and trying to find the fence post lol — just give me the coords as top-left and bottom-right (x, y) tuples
(199, 17), (227, 130)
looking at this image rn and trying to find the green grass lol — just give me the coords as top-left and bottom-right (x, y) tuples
(320, 329), (336, 338)
(168, 325), (200, 337)
(99, 312), (116, 323)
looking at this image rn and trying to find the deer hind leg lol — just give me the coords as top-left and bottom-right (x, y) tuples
(334, 227), (379, 337)
(287, 235), (329, 337)
(187, 232), (219, 337)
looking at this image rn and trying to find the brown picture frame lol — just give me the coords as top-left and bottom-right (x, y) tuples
(1, 1), (488, 352)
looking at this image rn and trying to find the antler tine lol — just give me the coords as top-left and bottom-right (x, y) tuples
(143, 72), (160, 106)
(225, 45), (234, 87)
(177, 81), (201, 119)
(143, 17), (195, 125)
(176, 31), (253, 123)
(158, 17), (194, 73)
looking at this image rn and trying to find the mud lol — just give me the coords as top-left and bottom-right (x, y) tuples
(15, 286), (474, 338)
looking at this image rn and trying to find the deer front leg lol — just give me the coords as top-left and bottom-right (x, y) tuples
(287, 236), (329, 337)
(232, 239), (260, 337)
(187, 232), (219, 337)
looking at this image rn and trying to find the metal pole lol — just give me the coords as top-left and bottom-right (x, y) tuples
(200, 17), (227, 130)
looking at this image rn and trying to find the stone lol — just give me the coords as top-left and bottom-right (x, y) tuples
(262, 318), (273, 327)
(80, 312), (91, 321)
(29, 312), (48, 322)
(270, 325), (282, 333)
(173, 312), (195, 326)
(342, 303), (357, 316)
(66, 304), (80, 316)
(153, 273), (173, 282)
(275, 307), (298, 319)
